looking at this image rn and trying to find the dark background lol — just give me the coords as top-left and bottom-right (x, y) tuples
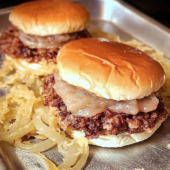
(0, 0), (170, 28)
(124, 0), (170, 28)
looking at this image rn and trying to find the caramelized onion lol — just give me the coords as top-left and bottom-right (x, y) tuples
(0, 121), (34, 142)
(14, 139), (57, 153)
(33, 109), (89, 170)
(37, 153), (59, 170)
(19, 30), (77, 49)
(70, 137), (89, 170)
(58, 143), (79, 170)
(70, 152), (89, 170)
(33, 108), (70, 143)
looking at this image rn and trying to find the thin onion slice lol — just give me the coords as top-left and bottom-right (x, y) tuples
(58, 143), (79, 170)
(0, 147), (18, 170)
(14, 139), (57, 153)
(33, 108), (70, 143)
(36, 153), (59, 170)
(0, 121), (34, 142)
(41, 113), (50, 125)
(71, 137), (89, 170)
(71, 152), (89, 170)
(33, 107), (89, 170)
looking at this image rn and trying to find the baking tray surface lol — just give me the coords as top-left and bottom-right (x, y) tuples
(0, 0), (170, 170)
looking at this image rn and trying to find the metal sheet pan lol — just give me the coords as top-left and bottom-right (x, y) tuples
(0, 0), (170, 170)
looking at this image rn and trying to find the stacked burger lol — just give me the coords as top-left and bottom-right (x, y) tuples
(44, 38), (167, 147)
(0, 1), (91, 75)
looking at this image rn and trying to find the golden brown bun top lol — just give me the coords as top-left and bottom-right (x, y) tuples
(57, 38), (165, 100)
(9, 1), (90, 36)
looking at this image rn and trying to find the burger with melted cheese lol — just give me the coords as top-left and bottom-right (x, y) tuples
(43, 38), (167, 147)
(0, 1), (91, 75)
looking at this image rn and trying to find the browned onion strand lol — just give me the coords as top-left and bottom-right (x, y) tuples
(70, 153), (88, 170)
(36, 153), (59, 170)
(33, 108), (71, 143)
(0, 121), (34, 142)
(33, 107), (89, 169)
(14, 139), (58, 153)
(70, 137), (89, 170)
(58, 143), (79, 170)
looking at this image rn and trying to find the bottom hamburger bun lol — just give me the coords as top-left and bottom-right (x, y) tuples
(66, 119), (165, 148)
(6, 55), (57, 76)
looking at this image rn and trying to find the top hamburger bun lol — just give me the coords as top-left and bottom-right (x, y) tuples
(9, 1), (90, 36)
(57, 38), (165, 100)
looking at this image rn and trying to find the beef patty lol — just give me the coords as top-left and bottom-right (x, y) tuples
(43, 74), (167, 139)
(0, 26), (91, 64)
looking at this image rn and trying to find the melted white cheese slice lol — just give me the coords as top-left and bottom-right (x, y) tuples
(53, 73), (159, 117)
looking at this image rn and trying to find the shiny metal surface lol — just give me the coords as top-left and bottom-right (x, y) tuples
(0, 0), (170, 170)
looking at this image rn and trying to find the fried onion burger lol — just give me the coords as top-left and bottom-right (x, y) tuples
(43, 38), (167, 147)
(0, 1), (91, 75)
